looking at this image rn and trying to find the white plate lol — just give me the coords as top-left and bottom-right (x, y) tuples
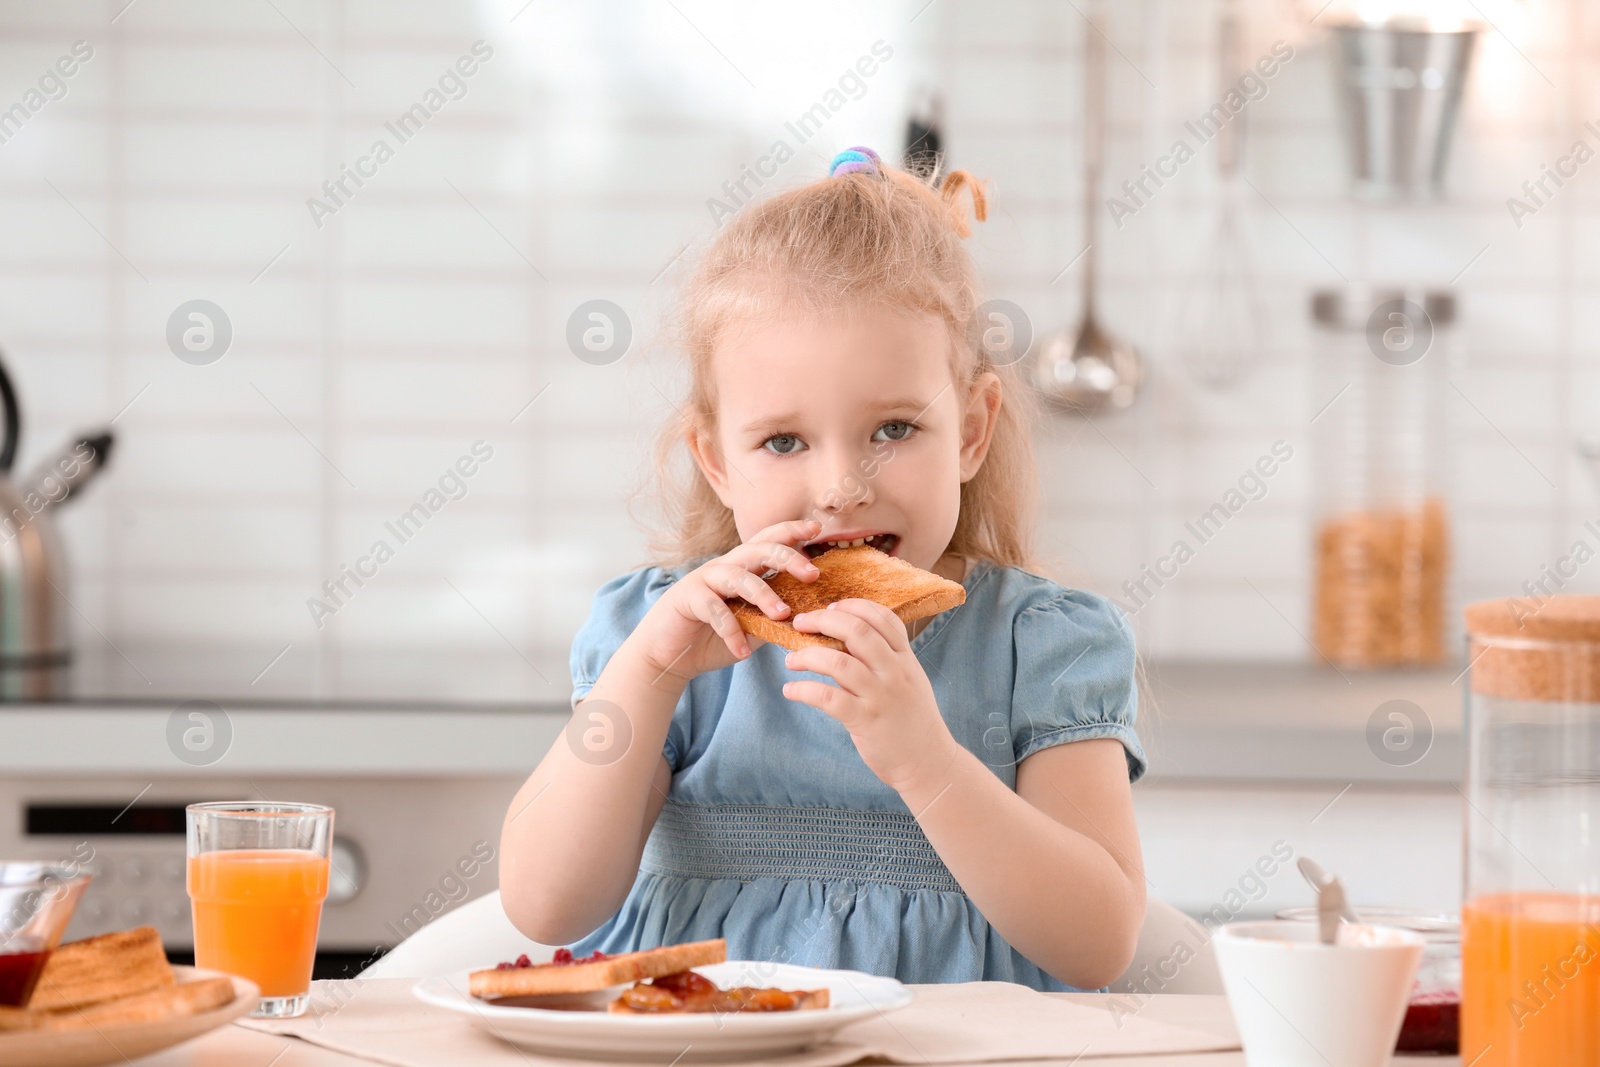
(413, 960), (913, 1060)
(0, 965), (260, 1067)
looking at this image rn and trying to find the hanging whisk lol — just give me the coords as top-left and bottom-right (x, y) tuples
(1175, 0), (1267, 389)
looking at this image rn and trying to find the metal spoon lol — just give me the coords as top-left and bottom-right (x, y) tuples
(1034, 2), (1142, 414)
(1297, 857), (1361, 944)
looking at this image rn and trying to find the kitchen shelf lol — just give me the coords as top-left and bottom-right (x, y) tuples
(1137, 661), (1462, 784)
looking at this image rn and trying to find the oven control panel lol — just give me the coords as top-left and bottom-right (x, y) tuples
(61, 842), (365, 947)
(78, 850), (194, 943)
(23, 803), (366, 948)
(3, 777), (517, 952)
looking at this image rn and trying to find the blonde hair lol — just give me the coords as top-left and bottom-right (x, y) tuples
(647, 159), (1038, 569)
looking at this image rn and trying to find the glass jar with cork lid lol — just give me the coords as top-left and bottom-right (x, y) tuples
(1310, 287), (1454, 667)
(1461, 595), (1600, 1066)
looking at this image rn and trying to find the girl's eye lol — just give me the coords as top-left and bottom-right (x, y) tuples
(762, 433), (805, 455)
(873, 421), (916, 442)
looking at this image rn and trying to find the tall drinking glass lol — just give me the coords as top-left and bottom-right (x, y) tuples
(187, 802), (332, 1019)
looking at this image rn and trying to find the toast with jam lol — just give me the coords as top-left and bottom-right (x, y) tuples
(468, 939), (728, 999)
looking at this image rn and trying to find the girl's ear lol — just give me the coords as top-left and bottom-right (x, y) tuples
(686, 420), (736, 507)
(958, 371), (1003, 482)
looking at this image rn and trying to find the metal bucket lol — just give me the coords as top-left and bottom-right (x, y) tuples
(1330, 21), (1480, 200)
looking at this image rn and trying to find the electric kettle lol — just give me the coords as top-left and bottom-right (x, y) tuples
(0, 352), (113, 700)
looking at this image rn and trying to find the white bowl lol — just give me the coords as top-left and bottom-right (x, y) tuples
(1215, 920), (1424, 1067)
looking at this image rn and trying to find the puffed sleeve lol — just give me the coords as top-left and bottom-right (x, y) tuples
(1011, 589), (1146, 781)
(568, 565), (692, 769)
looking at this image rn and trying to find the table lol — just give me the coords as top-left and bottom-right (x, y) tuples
(121, 994), (1462, 1066)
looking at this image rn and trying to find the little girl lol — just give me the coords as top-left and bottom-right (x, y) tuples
(500, 147), (1147, 992)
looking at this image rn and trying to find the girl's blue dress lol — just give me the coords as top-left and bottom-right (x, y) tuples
(565, 557), (1146, 992)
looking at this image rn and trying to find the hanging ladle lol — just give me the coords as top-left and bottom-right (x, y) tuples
(1034, 4), (1143, 414)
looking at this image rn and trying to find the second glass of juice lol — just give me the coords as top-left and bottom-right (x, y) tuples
(187, 802), (332, 1019)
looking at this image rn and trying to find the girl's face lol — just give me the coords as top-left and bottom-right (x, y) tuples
(690, 307), (1001, 572)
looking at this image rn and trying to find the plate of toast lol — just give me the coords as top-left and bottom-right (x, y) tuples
(414, 938), (912, 1059)
(0, 926), (258, 1067)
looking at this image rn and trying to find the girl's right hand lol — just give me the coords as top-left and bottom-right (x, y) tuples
(630, 519), (821, 683)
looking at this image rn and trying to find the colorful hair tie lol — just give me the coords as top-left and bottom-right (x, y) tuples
(828, 146), (881, 177)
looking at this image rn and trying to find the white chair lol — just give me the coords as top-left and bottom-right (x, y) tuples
(360, 890), (1222, 994)
(1108, 898), (1223, 996)
(359, 891), (553, 979)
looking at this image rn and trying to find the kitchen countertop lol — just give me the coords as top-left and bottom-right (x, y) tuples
(0, 661), (1464, 783)
(0, 702), (565, 776)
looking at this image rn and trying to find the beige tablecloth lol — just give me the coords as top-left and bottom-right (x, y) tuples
(241, 978), (1240, 1066)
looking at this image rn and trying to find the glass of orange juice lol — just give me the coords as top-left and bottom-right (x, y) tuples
(186, 802), (332, 1018)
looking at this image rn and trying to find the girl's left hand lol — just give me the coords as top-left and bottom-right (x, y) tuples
(783, 600), (959, 794)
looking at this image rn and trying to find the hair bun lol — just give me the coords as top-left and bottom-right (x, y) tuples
(828, 146), (882, 178)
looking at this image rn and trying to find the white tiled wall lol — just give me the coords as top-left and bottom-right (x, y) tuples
(0, 0), (1594, 702)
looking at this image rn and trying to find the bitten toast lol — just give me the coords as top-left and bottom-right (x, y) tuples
(729, 545), (966, 651)
(469, 939), (727, 999)
(27, 926), (175, 1012)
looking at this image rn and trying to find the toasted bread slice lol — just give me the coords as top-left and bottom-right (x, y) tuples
(0, 977), (234, 1032)
(30, 979), (233, 1036)
(39, 976), (235, 1031)
(27, 926), (174, 1012)
(469, 939), (727, 999)
(729, 545), (966, 652)
(607, 986), (830, 1014)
